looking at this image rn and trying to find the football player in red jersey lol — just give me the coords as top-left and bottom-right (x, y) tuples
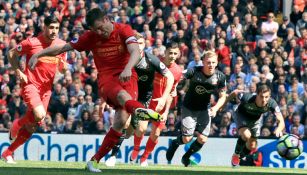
(1, 16), (67, 164)
(28, 8), (161, 172)
(130, 43), (183, 166)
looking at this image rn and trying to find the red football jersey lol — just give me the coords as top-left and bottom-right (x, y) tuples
(150, 62), (182, 113)
(16, 34), (66, 88)
(70, 23), (137, 75)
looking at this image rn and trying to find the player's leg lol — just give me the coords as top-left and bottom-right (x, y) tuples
(181, 134), (208, 167)
(91, 109), (128, 161)
(140, 121), (165, 166)
(106, 117), (133, 167)
(130, 120), (148, 162)
(3, 88), (49, 163)
(181, 109), (211, 167)
(1, 124), (35, 164)
(118, 90), (161, 121)
(232, 127), (251, 167)
(231, 111), (252, 167)
(241, 120), (261, 158)
(10, 84), (42, 139)
(116, 74), (161, 121)
(87, 109), (129, 172)
(166, 106), (195, 162)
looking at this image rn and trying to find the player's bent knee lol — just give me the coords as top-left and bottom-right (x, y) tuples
(117, 90), (131, 106)
(33, 107), (46, 122)
(182, 136), (193, 144)
(197, 135), (208, 144)
(242, 132), (251, 141)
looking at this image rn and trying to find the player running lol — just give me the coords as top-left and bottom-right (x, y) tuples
(131, 42), (182, 166)
(166, 51), (227, 167)
(225, 85), (284, 167)
(1, 16), (67, 164)
(28, 8), (161, 172)
(105, 33), (174, 167)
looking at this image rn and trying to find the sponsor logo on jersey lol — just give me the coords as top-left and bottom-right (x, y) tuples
(195, 85), (206, 94)
(17, 44), (22, 52)
(139, 75), (148, 81)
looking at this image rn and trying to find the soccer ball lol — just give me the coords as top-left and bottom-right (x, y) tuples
(276, 134), (303, 160)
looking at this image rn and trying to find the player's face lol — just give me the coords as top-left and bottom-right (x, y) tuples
(138, 38), (145, 52)
(91, 17), (112, 38)
(256, 91), (270, 107)
(203, 56), (217, 75)
(45, 23), (60, 40)
(165, 48), (180, 64)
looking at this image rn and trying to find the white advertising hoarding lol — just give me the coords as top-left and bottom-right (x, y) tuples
(0, 133), (306, 168)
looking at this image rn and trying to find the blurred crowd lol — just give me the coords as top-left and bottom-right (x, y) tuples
(0, 0), (306, 139)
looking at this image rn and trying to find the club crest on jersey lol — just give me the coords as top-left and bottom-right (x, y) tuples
(211, 76), (218, 85)
(17, 45), (22, 52)
(71, 37), (78, 44)
(160, 62), (166, 70)
(139, 75), (148, 81)
(195, 85), (206, 94)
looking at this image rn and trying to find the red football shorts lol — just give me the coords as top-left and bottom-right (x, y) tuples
(98, 72), (138, 108)
(22, 83), (52, 111)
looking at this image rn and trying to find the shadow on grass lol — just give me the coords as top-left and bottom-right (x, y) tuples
(0, 167), (304, 175)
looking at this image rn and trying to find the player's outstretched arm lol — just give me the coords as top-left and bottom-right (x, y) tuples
(7, 48), (28, 83)
(274, 112), (285, 137)
(220, 89), (244, 111)
(28, 43), (73, 70)
(119, 43), (141, 82)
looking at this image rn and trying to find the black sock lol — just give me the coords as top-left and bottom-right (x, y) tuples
(173, 135), (184, 146)
(184, 140), (204, 158)
(110, 129), (126, 157)
(234, 137), (246, 155)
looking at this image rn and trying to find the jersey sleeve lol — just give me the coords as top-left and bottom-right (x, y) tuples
(120, 24), (137, 45)
(183, 68), (195, 79)
(70, 31), (93, 51)
(269, 99), (281, 114)
(16, 39), (31, 55)
(217, 74), (227, 93)
(147, 53), (168, 76)
(238, 93), (252, 102)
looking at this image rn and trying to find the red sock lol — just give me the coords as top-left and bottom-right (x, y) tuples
(131, 133), (144, 160)
(141, 137), (158, 162)
(124, 100), (145, 114)
(8, 127), (33, 152)
(91, 128), (122, 162)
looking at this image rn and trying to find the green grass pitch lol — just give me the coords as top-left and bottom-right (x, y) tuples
(0, 161), (306, 175)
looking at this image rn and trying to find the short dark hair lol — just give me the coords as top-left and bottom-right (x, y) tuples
(257, 84), (271, 94)
(44, 16), (60, 26)
(166, 42), (179, 50)
(86, 8), (107, 27)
